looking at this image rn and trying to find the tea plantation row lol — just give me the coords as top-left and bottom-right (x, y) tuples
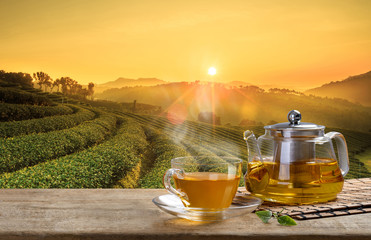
(0, 105), (95, 138)
(0, 118), (147, 188)
(0, 87), (53, 106)
(0, 111), (117, 174)
(0, 102), (73, 121)
(0, 84), (369, 188)
(116, 111), (371, 181)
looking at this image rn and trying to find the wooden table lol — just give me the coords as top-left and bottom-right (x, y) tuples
(0, 189), (369, 240)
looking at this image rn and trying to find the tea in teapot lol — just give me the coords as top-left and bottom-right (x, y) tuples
(244, 110), (349, 205)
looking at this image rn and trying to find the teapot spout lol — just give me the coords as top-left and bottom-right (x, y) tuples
(243, 130), (263, 162)
(243, 130), (255, 141)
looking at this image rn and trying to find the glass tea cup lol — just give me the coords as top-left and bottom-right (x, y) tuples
(163, 156), (242, 212)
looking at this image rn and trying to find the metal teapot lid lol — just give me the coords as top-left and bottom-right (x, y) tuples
(264, 110), (325, 136)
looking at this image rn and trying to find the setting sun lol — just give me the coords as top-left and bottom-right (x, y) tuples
(208, 67), (217, 76)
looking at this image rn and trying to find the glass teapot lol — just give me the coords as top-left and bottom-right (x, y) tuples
(244, 110), (349, 204)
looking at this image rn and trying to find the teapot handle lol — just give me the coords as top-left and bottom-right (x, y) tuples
(325, 132), (349, 177)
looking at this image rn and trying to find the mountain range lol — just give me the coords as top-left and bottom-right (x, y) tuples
(96, 70), (371, 107)
(96, 78), (257, 92)
(305, 71), (371, 106)
(95, 82), (371, 131)
(95, 77), (167, 93)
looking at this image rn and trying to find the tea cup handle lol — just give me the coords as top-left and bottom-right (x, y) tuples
(325, 132), (349, 177)
(163, 168), (187, 198)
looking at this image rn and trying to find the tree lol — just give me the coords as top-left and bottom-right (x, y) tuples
(53, 78), (61, 92)
(33, 72), (52, 91)
(88, 82), (95, 100)
(66, 78), (78, 95)
(57, 77), (74, 95)
(79, 88), (89, 99)
(58, 77), (69, 94)
(44, 79), (52, 92)
(0, 71), (33, 86)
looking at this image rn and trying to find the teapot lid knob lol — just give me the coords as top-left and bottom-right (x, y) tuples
(288, 110), (301, 125)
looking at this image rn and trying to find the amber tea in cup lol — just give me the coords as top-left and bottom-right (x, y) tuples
(163, 156), (242, 210)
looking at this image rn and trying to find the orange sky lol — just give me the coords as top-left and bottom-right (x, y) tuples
(0, 0), (370, 90)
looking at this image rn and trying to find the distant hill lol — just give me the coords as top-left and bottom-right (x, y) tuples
(95, 77), (167, 93)
(96, 78), (290, 93)
(96, 82), (371, 131)
(305, 71), (371, 106)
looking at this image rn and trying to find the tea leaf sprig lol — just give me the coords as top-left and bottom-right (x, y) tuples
(255, 209), (297, 226)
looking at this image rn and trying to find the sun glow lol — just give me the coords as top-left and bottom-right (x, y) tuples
(208, 67), (217, 76)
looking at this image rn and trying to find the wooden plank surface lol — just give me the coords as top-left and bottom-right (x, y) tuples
(0, 189), (369, 240)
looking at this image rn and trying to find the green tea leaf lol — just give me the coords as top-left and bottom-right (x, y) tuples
(255, 210), (272, 223)
(277, 215), (297, 226)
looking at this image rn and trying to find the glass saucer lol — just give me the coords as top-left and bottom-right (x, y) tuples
(152, 194), (262, 222)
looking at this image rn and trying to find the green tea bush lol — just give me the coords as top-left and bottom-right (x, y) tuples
(0, 106), (95, 138)
(0, 103), (73, 121)
(115, 160), (142, 188)
(0, 112), (117, 174)
(0, 88), (52, 105)
(0, 118), (148, 188)
(139, 127), (189, 188)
